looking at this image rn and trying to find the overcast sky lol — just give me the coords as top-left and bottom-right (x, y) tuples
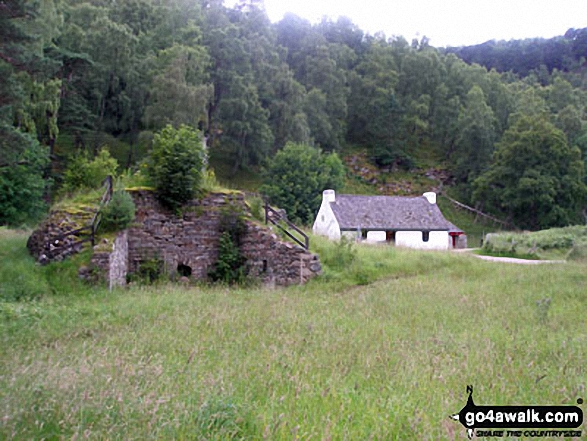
(260, 0), (587, 47)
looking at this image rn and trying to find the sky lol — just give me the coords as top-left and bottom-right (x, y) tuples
(260, 0), (587, 47)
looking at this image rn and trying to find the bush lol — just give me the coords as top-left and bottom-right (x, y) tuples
(320, 235), (357, 270)
(98, 189), (136, 233)
(247, 196), (264, 222)
(62, 149), (118, 193)
(567, 241), (587, 262)
(128, 257), (165, 285)
(208, 204), (247, 284)
(148, 124), (206, 210)
(483, 226), (587, 254)
(260, 142), (345, 225)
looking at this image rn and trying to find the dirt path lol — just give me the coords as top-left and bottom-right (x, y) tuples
(454, 249), (566, 264)
(471, 254), (565, 264)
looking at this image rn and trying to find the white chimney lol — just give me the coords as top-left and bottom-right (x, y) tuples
(423, 192), (436, 204)
(323, 189), (336, 203)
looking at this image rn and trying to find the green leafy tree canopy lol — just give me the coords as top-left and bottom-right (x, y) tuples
(260, 142), (345, 224)
(473, 116), (586, 229)
(148, 124), (206, 210)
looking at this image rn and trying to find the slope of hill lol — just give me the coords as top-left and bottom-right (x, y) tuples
(1, 228), (586, 439)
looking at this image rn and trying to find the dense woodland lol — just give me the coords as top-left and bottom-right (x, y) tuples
(1, 0), (586, 229)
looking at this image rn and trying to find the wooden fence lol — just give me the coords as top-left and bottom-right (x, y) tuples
(43, 176), (113, 259)
(264, 202), (309, 250)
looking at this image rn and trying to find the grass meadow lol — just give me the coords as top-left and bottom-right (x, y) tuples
(1, 229), (586, 440)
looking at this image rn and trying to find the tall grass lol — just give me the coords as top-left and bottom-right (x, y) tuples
(483, 226), (587, 260)
(1, 229), (586, 439)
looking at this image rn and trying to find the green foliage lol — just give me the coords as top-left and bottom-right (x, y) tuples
(482, 226), (587, 259)
(0, 229), (95, 303)
(194, 397), (256, 439)
(246, 196), (264, 222)
(319, 235), (357, 270)
(148, 124), (206, 210)
(567, 242), (587, 262)
(0, 229), (49, 301)
(473, 117), (587, 229)
(98, 190), (136, 233)
(208, 231), (246, 285)
(62, 150), (118, 193)
(208, 204), (247, 285)
(144, 44), (213, 131)
(1, 227), (587, 439)
(0, 125), (49, 226)
(453, 85), (497, 185)
(129, 257), (165, 285)
(260, 143), (345, 225)
(4, 0), (587, 234)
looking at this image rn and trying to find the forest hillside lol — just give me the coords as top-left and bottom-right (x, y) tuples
(1, 0), (586, 230)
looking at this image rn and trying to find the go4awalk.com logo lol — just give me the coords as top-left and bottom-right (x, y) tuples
(450, 386), (583, 439)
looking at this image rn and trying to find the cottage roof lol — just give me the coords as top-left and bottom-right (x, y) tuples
(329, 194), (463, 232)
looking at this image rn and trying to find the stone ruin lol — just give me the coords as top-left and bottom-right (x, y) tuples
(27, 207), (97, 264)
(29, 190), (322, 288)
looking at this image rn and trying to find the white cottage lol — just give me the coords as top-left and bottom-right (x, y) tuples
(312, 190), (465, 250)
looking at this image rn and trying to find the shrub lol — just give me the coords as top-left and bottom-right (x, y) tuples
(128, 257), (165, 284)
(483, 226), (587, 256)
(98, 190), (136, 233)
(62, 149), (118, 192)
(321, 235), (357, 270)
(260, 142), (345, 225)
(148, 124), (206, 210)
(208, 204), (247, 284)
(247, 196), (264, 222)
(567, 241), (587, 262)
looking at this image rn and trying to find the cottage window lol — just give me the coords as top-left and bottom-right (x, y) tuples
(422, 231), (430, 242)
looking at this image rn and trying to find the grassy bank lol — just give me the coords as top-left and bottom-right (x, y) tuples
(482, 226), (587, 261)
(1, 229), (586, 439)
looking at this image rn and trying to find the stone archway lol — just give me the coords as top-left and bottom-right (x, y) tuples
(177, 263), (192, 278)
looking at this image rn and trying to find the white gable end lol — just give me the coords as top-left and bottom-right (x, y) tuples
(313, 191), (341, 240)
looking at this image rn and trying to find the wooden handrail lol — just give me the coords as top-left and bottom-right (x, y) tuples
(442, 194), (515, 228)
(264, 202), (309, 249)
(43, 175), (114, 259)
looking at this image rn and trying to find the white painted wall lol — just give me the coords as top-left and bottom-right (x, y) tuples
(312, 193), (341, 240)
(395, 231), (449, 250)
(366, 231), (386, 243)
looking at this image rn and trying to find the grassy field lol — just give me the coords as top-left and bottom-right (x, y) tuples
(1, 229), (586, 440)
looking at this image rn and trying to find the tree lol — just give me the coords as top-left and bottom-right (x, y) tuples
(0, 124), (49, 225)
(453, 85), (497, 185)
(148, 124), (206, 210)
(473, 116), (586, 229)
(144, 44), (213, 131)
(260, 143), (345, 224)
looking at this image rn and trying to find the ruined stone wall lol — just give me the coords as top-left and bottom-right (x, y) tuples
(27, 208), (96, 263)
(126, 190), (320, 286)
(242, 223), (321, 286)
(127, 190), (235, 279)
(109, 231), (128, 288)
(87, 231), (128, 289)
